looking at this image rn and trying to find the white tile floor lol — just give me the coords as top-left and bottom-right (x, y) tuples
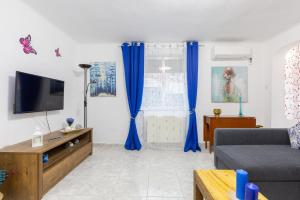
(43, 144), (214, 200)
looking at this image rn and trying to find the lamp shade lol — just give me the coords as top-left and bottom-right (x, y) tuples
(78, 64), (92, 69)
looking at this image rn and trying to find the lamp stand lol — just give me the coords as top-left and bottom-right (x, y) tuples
(79, 64), (92, 128)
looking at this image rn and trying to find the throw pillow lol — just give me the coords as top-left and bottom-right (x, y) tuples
(288, 123), (300, 149)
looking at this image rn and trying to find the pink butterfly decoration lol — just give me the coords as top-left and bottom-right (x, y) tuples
(19, 34), (37, 55)
(55, 48), (61, 57)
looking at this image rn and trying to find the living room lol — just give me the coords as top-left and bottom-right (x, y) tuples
(0, 0), (300, 200)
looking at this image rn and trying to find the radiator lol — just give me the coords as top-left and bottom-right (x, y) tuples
(145, 116), (185, 143)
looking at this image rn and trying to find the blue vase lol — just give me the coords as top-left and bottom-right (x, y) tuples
(239, 96), (243, 116)
(66, 118), (74, 126)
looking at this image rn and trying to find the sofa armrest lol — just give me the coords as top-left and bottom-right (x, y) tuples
(214, 128), (290, 146)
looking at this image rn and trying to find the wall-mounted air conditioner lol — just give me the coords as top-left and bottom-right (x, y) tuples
(211, 46), (253, 62)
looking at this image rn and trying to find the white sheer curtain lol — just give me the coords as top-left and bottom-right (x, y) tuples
(141, 43), (188, 148)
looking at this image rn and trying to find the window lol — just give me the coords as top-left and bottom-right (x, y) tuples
(141, 43), (188, 145)
(285, 45), (300, 120)
(142, 43), (187, 113)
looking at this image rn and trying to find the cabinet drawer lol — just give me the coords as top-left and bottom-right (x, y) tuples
(42, 142), (92, 194)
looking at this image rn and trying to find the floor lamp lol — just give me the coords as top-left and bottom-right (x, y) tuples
(78, 64), (92, 128)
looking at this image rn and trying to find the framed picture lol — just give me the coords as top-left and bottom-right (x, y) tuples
(90, 62), (116, 97)
(211, 66), (248, 103)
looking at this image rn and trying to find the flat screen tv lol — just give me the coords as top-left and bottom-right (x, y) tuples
(14, 71), (64, 114)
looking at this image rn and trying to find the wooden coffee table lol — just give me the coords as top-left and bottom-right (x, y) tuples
(194, 170), (268, 200)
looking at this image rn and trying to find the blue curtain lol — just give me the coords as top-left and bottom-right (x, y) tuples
(184, 41), (201, 152)
(121, 42), (144, 150)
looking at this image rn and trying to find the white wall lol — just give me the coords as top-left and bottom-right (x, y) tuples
(0, 0), (82, 148)
(78, 44), (129, 144)
(0, 0), (275, 146)
(78, 42), (269, 144)
(197, 42), (269, 140)
(264, 23), (300, 128)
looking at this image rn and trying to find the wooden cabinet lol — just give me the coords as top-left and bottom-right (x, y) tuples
(203, 116), (256, 153)
(0, 128), (93, 200)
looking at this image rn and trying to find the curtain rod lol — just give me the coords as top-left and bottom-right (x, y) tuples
(145, 43), (205, 47)
(120, 43), (205, 47)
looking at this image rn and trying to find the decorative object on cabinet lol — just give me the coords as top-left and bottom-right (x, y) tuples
(32, 127), (43, 147)
(75, 123), (83, 130)
(66, 118), (74, 127)
(203, 115), (256, 153)
(68, 141), (74, 148)
(213, 108), (222, 117)
(0, 170), (7, 200)
(211, 66), (248, 103)
(239, 96), (243, 116)
(0, 170), (7, 185)
(60, 118), (83, 134)
(90, 62), (116, 97)
(42, 154), (49, 164)
(74, 139), (80, 145)
(60, 127), (83, 134)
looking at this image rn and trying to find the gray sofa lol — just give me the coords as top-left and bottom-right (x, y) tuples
(214, 128), (300, 200)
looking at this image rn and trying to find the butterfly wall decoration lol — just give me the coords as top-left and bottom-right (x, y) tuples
(55, 48), (61, 57)
(19, 34), (37, 55)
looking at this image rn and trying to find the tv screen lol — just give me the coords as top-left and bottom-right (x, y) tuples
(14, 71), (64, 114)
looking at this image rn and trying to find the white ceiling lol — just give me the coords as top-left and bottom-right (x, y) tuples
(23, 0), (300, 43)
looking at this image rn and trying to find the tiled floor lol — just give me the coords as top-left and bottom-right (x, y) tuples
(43, 144), (214, 200)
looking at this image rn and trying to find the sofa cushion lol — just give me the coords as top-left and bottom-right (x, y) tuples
(215, 145), (300, 181)
(288, 123), (300, 149)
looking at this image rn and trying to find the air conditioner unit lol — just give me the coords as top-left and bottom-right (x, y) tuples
(211, 46), (253, 62)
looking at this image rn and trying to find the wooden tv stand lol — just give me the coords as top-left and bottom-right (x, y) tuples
(0, 128), (93, 200)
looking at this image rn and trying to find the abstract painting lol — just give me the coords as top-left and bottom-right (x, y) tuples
(90, 62), (116, 97)
(211, 66), (248, 103)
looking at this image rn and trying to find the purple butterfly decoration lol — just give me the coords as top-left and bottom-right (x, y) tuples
(55, 48), (61, 57)
(19, 34), (37, 55)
